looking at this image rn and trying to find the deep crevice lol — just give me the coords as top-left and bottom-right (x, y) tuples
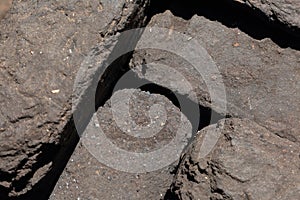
(164, 189), (179, 200)
(147, 0), (300, 50)
(102, 68), (225, 139)
(9, 0), (299, 199)
(9, 118), (79, 200)
(12, 144), (60, 193)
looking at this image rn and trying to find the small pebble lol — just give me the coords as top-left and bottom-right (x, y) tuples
(51, 89), (60, 94)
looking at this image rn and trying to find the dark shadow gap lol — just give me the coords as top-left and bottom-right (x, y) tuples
(147, 0), (300, 50)
(3, 6), (147, 200)
(99, 69), (225, 146)
(95, 52), (136, 110)
(31, 17), (145, 200)
(164, 188), (180, 200)
(139, 83), (224, 134)
(14, 0), (296, 198)
(9, 118), (79, 200)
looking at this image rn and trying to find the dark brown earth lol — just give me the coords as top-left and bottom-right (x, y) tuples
(232, 0), (300, 34)
(0, 0), (299, 199)
(0, 0), (12, 20)
(168, 118), (300, 199)
(130, 10), (300, 144)
(0, 0), (149, 199)
(129, 9), (300, 199)
(51, 89), (189, 200)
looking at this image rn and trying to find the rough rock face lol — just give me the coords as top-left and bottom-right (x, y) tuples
(128, 10), (300, 199)
(0, 0), (148, 198)
(129, 10), (300, 144)
(51, 89), (191, 200)
(0, 0), (12, 20)
(0, 0), (299, 199)
(168, 118), (300, 200)
(233, 0), (300, 33)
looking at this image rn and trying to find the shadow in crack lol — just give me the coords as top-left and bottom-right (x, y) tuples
(139, 83), (224, 136)
(105, 69), (225, 141)
(147, 0), (300, 50)
(14, 0), (292, 198)
(164, 188), (179, 200)
(8, 118), (79, 200)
